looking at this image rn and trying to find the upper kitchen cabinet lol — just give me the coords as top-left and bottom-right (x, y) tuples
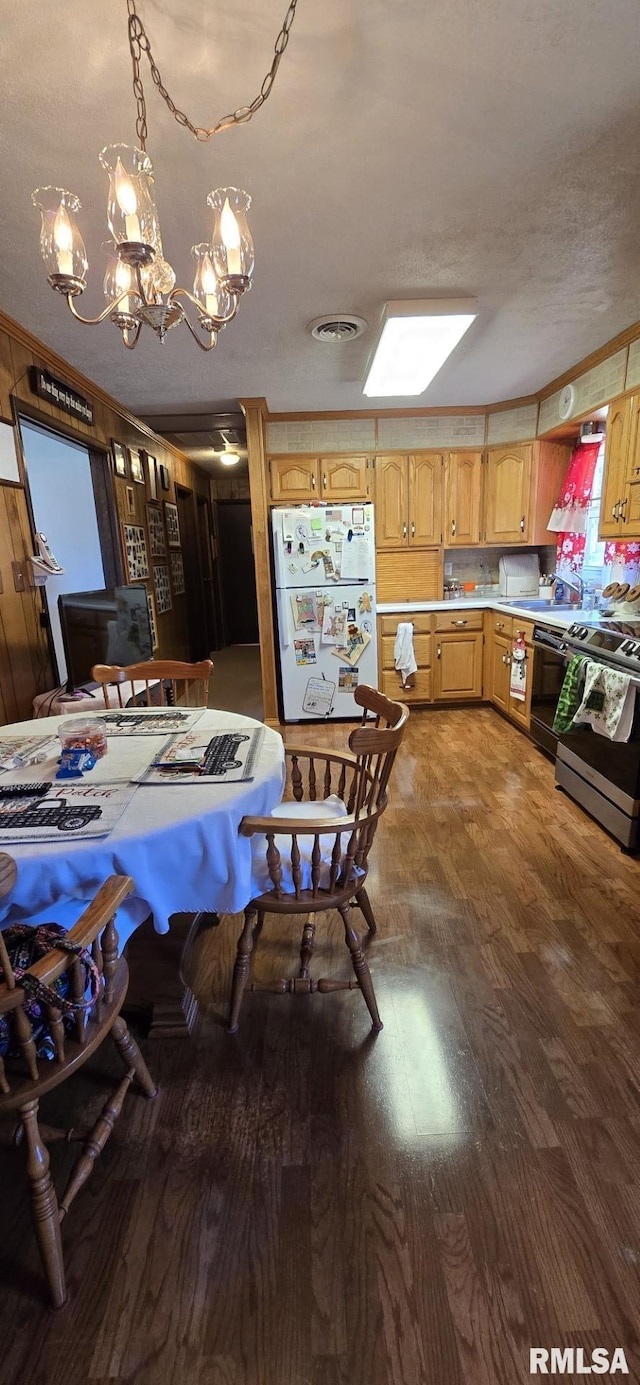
(444, 451), (483, 546)
(269, 455), (320, 501)
(269, 454), (369, 502)
(483, 441), (570, 546)
(483, 445), (532, 543)
(598, 394), (640, 539)
(319, 454), (369, 500)
(374, 452), (442, 548)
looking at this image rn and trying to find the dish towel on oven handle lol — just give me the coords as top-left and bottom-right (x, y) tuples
(552, 654), (589, 734)
(573, 661), (636, 742)
(394, 622), (417, 687)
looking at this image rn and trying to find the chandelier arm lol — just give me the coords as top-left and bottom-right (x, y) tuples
(64, 289), (142, 326)
(180, 311), (218, 353)
(122, 322), (143, 350)
(169, 287), (239, 327)
(126, 0), (300, 143)
(135, 263), (151, 307)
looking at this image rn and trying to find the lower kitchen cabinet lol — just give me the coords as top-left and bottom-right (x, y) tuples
(484, 612), (534, 728)
(486, 629), (512, 712)
(378, 614), (432, 703)
(433, 630), (484, 701)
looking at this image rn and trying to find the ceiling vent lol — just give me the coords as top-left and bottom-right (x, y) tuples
(308, 314), (368, 343)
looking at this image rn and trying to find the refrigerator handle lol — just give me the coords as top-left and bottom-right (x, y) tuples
(277, 588), (293, 648)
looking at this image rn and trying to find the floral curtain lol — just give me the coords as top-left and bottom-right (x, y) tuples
(548, 440), (600, 579)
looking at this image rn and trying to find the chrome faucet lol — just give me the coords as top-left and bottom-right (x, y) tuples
(551, 572), (584, 604)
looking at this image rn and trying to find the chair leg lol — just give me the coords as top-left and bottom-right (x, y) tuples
(337, 904), (383, 1032)
(355, 886), (378, 935)
(253, 910), (265, 944)
(299, 914), (316, 978)
(110, 1015), (158, 1099)
(20, 1099), (67, 1309)
(227, 908), (257, 1033)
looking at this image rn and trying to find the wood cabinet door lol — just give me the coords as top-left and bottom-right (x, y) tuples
(434, 631), (483, 700)
(408, 453), (442, 546)
(320, 455), (368, 500)
(509, 640), (534, 730)
(374, 455), (408, 548)
(270, 456), (319, 501)
(621, 395), (640, 536)
(444, 452), (483, 545)
(598, 397), (629, 539)
(484, 446), (533, 543)
(485, 631), (511, 711)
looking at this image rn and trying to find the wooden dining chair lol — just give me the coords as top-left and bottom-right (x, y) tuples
(0, 856), (157, 1308)
(227, 685), (409, 1034)
(92, 658), (213, 708)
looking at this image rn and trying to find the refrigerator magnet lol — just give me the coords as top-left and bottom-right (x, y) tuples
(352, 507), (365, 526)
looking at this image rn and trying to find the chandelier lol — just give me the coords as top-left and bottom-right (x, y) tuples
(31, 0), (299, 351)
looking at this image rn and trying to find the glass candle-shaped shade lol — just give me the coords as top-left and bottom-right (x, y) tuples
(99, 144), (158, 247)
(32, 187), (88, 283)
(192, 243), (234, 321)
(103, 244), (138, 318)
(208, 188), (254, 288)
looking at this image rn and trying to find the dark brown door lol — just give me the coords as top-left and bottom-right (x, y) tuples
(218, 501), (259, 644)
(175, 486), (207, 659)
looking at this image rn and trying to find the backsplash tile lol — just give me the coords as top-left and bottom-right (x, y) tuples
(487, 404), (539, 444)
(377, 415), (485, 449)
(267, 419), (376, 453)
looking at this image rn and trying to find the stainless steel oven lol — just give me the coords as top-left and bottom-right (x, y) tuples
(531, 619), (640, 851)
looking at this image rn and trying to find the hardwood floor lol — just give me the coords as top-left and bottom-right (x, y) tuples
(2, 707), (640, 1383)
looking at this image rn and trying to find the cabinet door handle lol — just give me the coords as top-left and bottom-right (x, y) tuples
(411, 522), (416, 537)
(322, 473), (327, 490)
(451, 519), (456, 536)
(311, 474), (316, 489)
(620, 497), (628, 521)
(402, 523), (407, 538)
(437, 644), (441, 659)
(520, 515), (526, 533)
(452, 619), (467, 626)
(612, 503), (618, 520)
(496, 621), (504, 630)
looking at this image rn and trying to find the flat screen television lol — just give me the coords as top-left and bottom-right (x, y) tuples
(58, 586), (153, 691)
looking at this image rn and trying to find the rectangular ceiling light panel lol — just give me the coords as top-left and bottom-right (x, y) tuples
(363, 298), (477, 397)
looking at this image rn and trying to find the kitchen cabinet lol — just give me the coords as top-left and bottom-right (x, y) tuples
(599, 394), (640, 539)
(444, 451), (483, 546)
(483, 612), (535, 729)
(484, 446), (532, 543)
(482, 441), (570, 546)
(378, 614), (433, 703)
(269, 454), (368, 502)
(433, 610), (484, 701)
(374, 453), (442, 549)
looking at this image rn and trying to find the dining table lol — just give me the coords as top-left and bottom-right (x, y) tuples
(0, 707), (286, 1033)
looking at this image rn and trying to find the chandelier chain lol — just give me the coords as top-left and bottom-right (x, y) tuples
(126, 0), (299, 149)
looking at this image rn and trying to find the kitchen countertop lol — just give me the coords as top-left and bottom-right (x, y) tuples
(376, 598), (583, 630)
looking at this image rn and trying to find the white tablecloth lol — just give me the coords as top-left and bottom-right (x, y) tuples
(0, 709), (285, 943)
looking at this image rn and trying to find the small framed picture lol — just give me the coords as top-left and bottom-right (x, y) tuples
(146, 588), (158, 650)
(125, 484), (136, 517)
(159, 463), (171, 492)
(112, 440), (128, 477)
(130, 448), (145, 484)
(147, 503), (166, 558)
(122, 523), (149, 581)
(144, 452), (157, 502)
(153, 562), (172, 614)
(164, 500), (181, 548)
(170, 550), (185, 595)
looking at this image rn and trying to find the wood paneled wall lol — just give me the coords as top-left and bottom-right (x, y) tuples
(0, 308), (211, 723)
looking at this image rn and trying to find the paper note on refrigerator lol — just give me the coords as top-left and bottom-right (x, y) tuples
(321, 604), (347, 645)
(340, 535), (371, 580)
(291, 591), (317, 628)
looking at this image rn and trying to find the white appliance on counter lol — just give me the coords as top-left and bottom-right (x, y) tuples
(271, 502), (378, 721)
(498, 552), (540, 597)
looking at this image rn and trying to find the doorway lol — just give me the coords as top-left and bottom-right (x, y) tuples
(196, 494), (221, 651)
(217, 501), (259, 644)
(19, 419), (107, 684)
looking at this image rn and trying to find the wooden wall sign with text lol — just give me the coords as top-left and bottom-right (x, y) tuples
(29, 366), (94, 426)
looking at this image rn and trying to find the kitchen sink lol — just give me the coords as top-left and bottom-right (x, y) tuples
(498, 598), (577, 611)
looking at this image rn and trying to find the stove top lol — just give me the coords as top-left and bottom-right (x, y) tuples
(533, 614), (640, 673)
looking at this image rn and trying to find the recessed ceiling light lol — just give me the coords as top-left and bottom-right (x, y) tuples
(363, 298), (477, 397)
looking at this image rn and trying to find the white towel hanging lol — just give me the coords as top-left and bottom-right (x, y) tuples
(394, 622), (417, 686)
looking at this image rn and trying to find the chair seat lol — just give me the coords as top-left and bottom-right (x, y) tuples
(249, 794), (361, 898)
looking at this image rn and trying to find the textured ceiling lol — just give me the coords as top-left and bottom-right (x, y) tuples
(2, 1), (640, 417)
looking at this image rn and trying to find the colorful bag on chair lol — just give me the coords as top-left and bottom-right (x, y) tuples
(0, 922), (99, 1061)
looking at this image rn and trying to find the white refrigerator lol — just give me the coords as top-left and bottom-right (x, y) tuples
(271, 502), (378, 721)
